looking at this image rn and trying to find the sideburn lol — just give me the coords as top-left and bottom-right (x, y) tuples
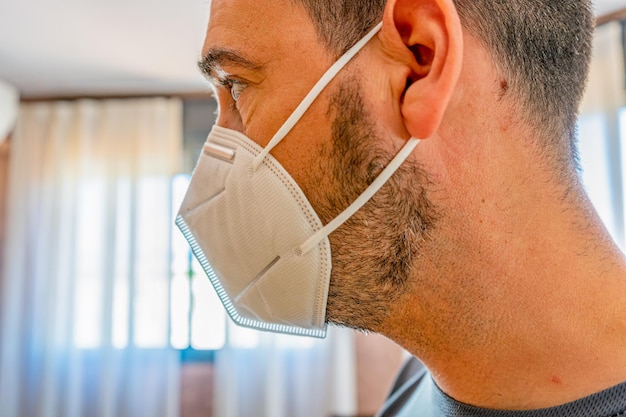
(320, 76), (439, 332)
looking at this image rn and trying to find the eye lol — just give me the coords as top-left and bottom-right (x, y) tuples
(229, 80), (246, 102)
(219, 78), (246, 102)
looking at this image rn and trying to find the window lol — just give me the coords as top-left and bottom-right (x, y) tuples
(577, 107), (626, 251)
(170, 174), (226, 350)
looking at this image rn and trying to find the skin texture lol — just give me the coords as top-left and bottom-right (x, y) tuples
(201, 0), (626, 411)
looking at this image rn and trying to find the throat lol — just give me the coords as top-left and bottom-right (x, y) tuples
(413, 258), (626, 410)
(383, 209), (626, 410)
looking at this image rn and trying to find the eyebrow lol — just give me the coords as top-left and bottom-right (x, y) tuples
(198, 47), (265, 81)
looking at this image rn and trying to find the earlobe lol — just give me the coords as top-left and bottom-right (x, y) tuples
(381, 0), (463, 139)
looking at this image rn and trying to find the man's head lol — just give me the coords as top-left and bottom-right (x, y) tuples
(197, 1), (626, 409)
(200, 0), (596, 339)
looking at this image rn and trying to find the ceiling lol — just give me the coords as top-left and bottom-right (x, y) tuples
(597, 0), (626, 14)
(0, 0), (211, 98)
(1, 0), (625, 99)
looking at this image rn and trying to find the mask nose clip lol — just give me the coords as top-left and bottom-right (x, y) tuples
(204, 142), (236, 162)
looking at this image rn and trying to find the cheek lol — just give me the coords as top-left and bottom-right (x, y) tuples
(277, 100), (334, 176)
(236, 87), (298, 148)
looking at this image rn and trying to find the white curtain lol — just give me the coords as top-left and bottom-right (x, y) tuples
(0, 98), (183, 417)
(579, 21), (626, 247)
(213, 325), (357, 417)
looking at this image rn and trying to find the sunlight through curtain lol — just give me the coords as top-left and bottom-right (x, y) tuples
(213, 324), (357, 417)
(0, 98), (183, 417)
(579, 21), (626, 248)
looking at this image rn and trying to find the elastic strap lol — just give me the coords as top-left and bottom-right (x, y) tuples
(252, 22), (383, 171)
(296, 137), (421, 256)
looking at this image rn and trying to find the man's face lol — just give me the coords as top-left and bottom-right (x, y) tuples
(202, 0), (437, 333)
(202, 0), (333, 184)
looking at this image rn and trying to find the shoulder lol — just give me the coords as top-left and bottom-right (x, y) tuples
(376, 356), (430, 417)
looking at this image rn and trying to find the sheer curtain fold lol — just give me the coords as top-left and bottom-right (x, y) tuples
(0, 98), (183, 417)
(213, 325), (358, 417)
(578, 22), (626, 247)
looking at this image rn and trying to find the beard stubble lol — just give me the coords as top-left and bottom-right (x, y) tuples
(314, 77), (439, 333)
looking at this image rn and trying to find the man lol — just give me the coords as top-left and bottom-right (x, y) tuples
(186, 0), (626, 414)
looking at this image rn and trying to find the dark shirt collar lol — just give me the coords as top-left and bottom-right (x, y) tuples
(433, 378), (626, 417)
(377, 357), (626, 417)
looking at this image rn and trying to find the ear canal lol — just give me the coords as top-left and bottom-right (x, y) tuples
(410, 44), (435, 69)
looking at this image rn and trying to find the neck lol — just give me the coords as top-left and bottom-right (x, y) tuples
(380, 130), (626, 410)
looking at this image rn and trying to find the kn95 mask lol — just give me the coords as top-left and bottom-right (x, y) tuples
(176, 22), (420, 338)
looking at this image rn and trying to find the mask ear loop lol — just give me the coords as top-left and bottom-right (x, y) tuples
(251, 22), (383, 172)
(294, 137), (421, 257)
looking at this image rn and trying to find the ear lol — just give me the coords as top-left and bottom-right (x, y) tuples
(380, 0), (463, 139)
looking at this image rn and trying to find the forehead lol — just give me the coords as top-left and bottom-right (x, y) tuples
(204, 0), (323, 64)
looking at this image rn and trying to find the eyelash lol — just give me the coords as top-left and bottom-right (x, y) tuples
(218, 78), (246, 102)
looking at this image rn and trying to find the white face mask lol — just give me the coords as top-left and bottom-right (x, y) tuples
(177, 22), (420, 338)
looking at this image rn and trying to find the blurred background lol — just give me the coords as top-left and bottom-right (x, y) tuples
(1, 1), (626, 416)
